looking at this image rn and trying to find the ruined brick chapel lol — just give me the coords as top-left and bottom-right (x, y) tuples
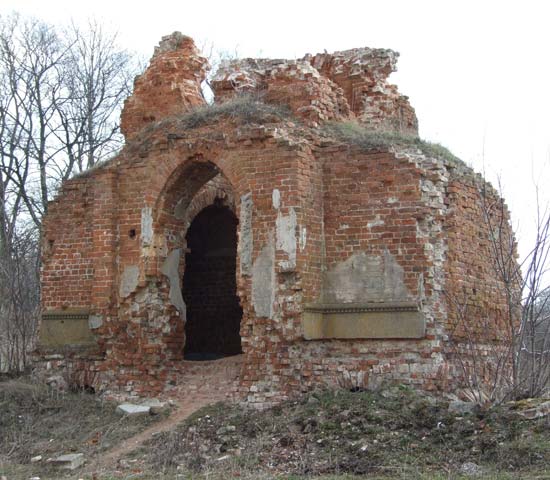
(37, 32), (513, 404)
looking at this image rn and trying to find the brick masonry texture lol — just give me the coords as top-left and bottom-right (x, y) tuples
(36, 33), (517, 405)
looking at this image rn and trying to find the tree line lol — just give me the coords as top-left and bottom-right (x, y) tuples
(0, 12), (140, 372)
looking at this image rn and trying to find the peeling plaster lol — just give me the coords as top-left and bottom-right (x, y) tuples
(276, 207), (297, 270)
(299, 227), (307, 251)
(141, 206), (153, 246)
(88, 314), (103, 329)
(251, 238), (275, 318)
(272, 188), (281, 210)
(322, 250), (410, 303)
(160, 249), (186, 316)
(119, 265), (140, 298)
(367, 215), (384, 229)
(239, 193), (253, 275)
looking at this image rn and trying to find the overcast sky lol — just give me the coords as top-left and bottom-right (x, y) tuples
(3, 0), (550, 261)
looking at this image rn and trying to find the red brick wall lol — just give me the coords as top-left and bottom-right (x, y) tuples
(36, 33), (519, 403)
(38, 122), (517, 403)
(321, 148), (425, 297)
(444, 174), (517, 339)
(41, 178), (94, 310)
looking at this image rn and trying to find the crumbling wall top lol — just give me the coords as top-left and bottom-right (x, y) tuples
(120, 32), (209, 140)
(308, 47), (399, 80)
(211, 58), (350, 125)
(212, 46), (417, 134)
(120, 33), (418, 138)
(153, 31), (194, 57)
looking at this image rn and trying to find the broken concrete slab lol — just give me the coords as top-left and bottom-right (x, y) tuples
(116, 403), (151, 416)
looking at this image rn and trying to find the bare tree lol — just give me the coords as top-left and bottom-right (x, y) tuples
(57, 19), (136, 174)
(516, 194), (550, 397)
(0, 12), (139, 373)
(0, 224), (39, 373)
(0, 14), (138, 224)
(447, 179), (550, 403)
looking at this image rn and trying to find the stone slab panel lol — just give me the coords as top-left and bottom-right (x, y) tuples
(302, 303), (425, 339)
(38, 311), (96, 347)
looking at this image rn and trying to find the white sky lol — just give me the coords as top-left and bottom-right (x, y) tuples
(3, 0), (550, 263)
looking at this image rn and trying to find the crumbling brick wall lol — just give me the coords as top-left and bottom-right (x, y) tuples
(36, 32), (518, 404)
(120, 33), (208, 140)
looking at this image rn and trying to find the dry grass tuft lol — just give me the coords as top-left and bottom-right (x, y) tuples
(325, 121), (463, 166)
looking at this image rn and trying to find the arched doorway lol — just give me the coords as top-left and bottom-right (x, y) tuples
(182, 202), (242, 360)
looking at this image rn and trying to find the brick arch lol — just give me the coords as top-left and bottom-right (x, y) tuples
(182, 176), (236, 230)
(152, 154), (241, 258)
(150, 154), (244, 361)
(155, 157), (221, 227)
(153, 151), (243, 227)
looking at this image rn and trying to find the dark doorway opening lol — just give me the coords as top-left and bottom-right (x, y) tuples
(182, 203), (242, 360)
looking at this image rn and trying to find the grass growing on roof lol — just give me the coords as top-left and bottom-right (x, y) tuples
(177, 94), (292, 129)
(325, 121), (463, 166)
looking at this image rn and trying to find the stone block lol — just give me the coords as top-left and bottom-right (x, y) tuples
(49, 453), (85, 470)
(116, 403), (151, 415)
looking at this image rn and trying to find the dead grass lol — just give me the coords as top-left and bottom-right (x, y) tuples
(144, 385), (550, 479)
(1, 379), (548, 479)
(324, 121), (463, 166)
(177, 94), (291, 129)
(0, 378), (164, 477)
(138, 94), (292, 139)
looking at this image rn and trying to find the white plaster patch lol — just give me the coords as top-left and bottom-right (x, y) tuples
(88, 314), (103, 329)
(299, 227), (307, 251)
(239, 193), (253, 275)
(141, 206), (153, 246)
(160, 249), (186, 316)
(272, 188), (281, 210)
(276, 207), (297, 269)
(119, 265), (140, 298)
(367, 215), (385, 229)
(251, 239), (275, 318)
(322, 250), (410, 303)
(387, 197), (398, 204)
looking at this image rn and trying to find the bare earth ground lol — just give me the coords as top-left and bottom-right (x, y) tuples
(84, 355), (243, 475)
(1, 357), (549, 480)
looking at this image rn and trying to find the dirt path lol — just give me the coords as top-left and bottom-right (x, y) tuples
(84, 355), (243, 476)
